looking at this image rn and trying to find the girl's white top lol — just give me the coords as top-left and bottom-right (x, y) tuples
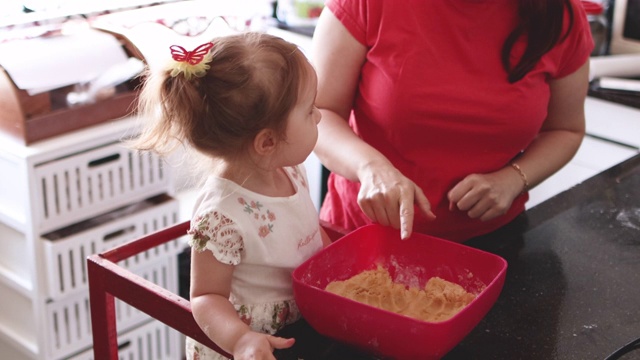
(186, 165), (323, 360)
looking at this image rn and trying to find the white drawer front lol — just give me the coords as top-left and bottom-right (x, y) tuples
(42, 196), (183, 300)
(44, 257), (179, 360)
(34, 142), (170, 233)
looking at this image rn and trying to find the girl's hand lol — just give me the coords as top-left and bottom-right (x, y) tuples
(357, 162), (436, 239)
(447, 166), (524, 221)
(232, 332), (295, 360)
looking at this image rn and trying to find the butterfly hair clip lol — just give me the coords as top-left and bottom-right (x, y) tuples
(168, 42), (214, 79)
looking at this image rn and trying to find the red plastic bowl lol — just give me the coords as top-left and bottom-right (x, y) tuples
(293, 224), (507, 360)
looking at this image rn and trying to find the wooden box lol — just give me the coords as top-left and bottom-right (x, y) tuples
(0, 32), (141, 145)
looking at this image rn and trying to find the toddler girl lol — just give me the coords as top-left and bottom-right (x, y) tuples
(133, 32), (331, 360)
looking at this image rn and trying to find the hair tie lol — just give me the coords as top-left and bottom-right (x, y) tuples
(168, 42), (214, 79)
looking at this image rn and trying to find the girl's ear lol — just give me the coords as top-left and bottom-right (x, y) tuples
(253, 128), (278, 155)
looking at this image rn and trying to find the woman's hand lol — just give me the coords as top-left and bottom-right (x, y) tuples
(232, 332), (295, 360)
(357, 161), (436, 239)
(313, 9), (436, 238)
(448, 60), (590, 221)
(447, 166), (524, 221)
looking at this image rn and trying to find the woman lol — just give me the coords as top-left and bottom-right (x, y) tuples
(313, 0), (594, 241)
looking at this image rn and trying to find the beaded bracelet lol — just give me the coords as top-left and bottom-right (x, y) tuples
(510, 162), (529, 193)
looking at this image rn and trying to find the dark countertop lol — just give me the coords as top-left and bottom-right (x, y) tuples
(274, 153), (640, 360)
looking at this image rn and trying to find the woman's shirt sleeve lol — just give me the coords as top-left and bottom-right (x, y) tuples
(324, 0), (369, 46)
(550, 0), (595, 79)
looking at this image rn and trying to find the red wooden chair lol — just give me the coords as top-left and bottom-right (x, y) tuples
(87, 220), (347, 360)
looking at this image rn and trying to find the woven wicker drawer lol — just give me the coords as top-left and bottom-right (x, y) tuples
(41, 195), (183, 301)
(33, 140), (170, 233)
(44, 257), (178, 360)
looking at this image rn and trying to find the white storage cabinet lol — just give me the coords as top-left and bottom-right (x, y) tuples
(0, 117), (184, 360)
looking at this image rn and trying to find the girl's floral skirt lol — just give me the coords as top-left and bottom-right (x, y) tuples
(186, 299), (300, 360)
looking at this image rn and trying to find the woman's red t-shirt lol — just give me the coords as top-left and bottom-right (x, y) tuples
(320, 0), (594, 241)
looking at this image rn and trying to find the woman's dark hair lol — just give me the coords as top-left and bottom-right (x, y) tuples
(502, 0), (575, 83)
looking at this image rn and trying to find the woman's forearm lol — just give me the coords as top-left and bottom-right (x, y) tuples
(510, 128), (585, 191)
(515, 60), (589, 191)
(314, 109), (395, 183)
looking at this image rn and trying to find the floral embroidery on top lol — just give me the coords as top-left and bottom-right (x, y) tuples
(233, 300), (300, 334)
(271, 302), (292, 331)
(238, 305), (252, 326)
(191, 344), (203, 360)
(289, 166), (307, 189)
(188, 211), (243, 264)
(237, 197), (277, 238)
(185, 300), (301, 359)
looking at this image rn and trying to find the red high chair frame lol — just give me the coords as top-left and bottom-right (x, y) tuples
(87, 219), (347, 360)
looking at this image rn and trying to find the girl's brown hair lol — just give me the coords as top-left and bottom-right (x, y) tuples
(133, 32), (310, 158)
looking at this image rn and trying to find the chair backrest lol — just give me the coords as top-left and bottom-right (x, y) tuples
(87, 220), (230, 359)
(87, 219), (346, 360)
